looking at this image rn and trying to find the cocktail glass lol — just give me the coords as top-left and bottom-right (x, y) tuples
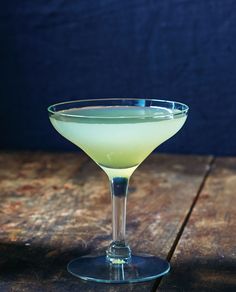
(48, 98), (188, 283)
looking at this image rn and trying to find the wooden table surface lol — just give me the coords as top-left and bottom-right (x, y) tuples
(0, 152), (235, 291)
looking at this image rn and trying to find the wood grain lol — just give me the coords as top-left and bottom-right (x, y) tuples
(0, 152), (211, 291)
(159, 157), (236, 291)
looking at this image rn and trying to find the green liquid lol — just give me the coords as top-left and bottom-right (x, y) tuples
(50, 106), (187, 177)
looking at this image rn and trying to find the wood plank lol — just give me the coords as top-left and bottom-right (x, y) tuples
(159, 157), (236, 291)
(0, 152), (211, 291)
(0, 151), (30, 180)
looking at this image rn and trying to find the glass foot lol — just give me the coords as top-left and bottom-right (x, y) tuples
(67, 254), (170, 283)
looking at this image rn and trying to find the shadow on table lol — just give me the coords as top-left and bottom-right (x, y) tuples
(159, 258), (236, 292)
(1, 242), (234, 291)
(0, 242), (153, 291)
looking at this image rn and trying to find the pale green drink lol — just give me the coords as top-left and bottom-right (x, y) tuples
(50, 106), (186, 177)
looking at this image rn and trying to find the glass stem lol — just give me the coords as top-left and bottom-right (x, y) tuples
(106, 177), (131, 264)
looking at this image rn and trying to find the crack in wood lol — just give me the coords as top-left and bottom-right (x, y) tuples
(152, 156), (215, 292)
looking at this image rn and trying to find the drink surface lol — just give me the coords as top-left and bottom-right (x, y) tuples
(50, 106), (187, 177)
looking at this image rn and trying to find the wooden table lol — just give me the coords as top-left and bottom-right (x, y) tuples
(0, 152), (235, 291)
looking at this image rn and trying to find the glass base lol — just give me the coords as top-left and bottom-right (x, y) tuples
(67, 254), (170, 284)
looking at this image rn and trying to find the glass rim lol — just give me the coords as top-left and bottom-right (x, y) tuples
(48, 98), (189, 119)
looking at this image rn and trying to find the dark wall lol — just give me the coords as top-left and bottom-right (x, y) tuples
(1, 0), (236, 155)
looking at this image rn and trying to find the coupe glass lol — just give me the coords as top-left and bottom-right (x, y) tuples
(48, 98), (188, 283)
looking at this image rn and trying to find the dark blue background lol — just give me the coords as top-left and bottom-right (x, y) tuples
(1, 0), (236, 155)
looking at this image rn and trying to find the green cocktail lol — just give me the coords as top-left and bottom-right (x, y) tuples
(50, 106), (186, 178)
